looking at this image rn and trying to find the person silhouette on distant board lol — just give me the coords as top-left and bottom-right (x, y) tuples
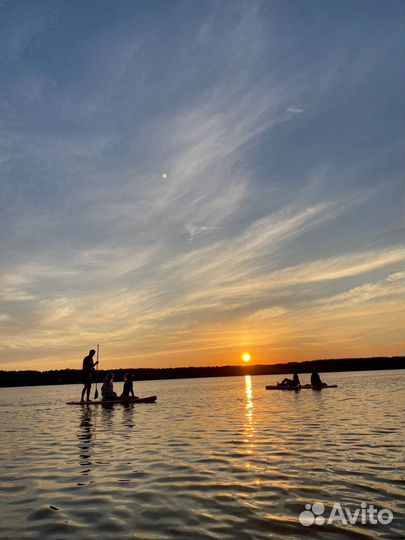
(311, 369), (327, 389)
(80, 349), (99, 402)
(278, 373), (301, 388)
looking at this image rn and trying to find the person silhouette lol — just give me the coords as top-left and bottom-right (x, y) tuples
(80, 349), (99, 402)
(278, 373), (301, 387)
(311, 370), (327, 389)
(101, 373), (119, 400)
(120, 373), (138, 399)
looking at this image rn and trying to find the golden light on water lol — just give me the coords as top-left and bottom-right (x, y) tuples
(245, 374), (253, 410)
(242, 352), (251, 362)
(244, 375), (255, 453)
(245, 375), (254, 428)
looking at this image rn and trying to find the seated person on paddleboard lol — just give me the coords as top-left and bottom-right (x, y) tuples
(80, 349), (99, 402)
(120, 373), (138, 399)
(311, 370), (327, 389)
(101, 373), (119, 400)
(277, 373), (301, 387)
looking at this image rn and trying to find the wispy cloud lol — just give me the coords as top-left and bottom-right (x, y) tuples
(287, 106), (305, 114)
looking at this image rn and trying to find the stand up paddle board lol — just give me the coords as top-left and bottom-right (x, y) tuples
(265, 385), (337, 391)
(67, 395), (157, 405)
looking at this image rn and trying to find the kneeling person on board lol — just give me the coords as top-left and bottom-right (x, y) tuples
(311, 370), (326, 389)
(101, 373), (119, 400)
(81, 349), (99, 402)
(278, 373), (301, 387)
(120, 373), (138, 399)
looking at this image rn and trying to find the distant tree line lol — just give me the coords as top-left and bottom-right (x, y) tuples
(0, 356), (403, 388)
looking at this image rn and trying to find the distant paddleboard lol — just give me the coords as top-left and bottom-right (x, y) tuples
(265, 385), (337, 391)
(67, 395), (157, 405)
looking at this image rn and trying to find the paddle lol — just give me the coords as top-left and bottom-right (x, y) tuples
(94, 344), (99, 399)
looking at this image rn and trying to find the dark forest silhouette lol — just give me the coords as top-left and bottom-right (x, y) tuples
(0, 356), (403, 388)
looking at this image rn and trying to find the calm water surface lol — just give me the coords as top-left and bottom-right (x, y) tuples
(0, 370), (404, 539)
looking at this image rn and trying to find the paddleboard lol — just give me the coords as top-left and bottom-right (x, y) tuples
(67, 395), (157, 405)
(265, 385), (337, 390)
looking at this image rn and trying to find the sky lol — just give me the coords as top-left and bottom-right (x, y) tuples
(0, 0), (403, 371)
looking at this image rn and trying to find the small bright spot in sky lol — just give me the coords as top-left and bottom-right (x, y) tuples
(161, 173), (168, 179)
(242, 352), (251, 362)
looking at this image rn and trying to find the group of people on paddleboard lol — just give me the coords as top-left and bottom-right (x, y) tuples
(80, 349), (137, 402)
(277, 370), (327, 390)
(101, 372), (137, 400)
(81, 348), (328, 401)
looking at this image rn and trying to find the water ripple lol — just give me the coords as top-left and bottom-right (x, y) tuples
(0, 371), (404, 540)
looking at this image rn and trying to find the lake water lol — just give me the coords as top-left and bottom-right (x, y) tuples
(0, 370), (404, 540)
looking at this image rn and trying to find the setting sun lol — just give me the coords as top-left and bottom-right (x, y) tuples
(242, 352), (251, 363)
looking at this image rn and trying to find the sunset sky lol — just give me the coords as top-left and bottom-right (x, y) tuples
(0, 1), (403, 371)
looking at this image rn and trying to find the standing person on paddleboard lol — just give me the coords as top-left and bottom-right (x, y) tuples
(80, 349), (99, 402)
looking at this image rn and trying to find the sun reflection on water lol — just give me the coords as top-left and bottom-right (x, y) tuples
(244, 375), (256, 459)
(245, 374), (254, 425)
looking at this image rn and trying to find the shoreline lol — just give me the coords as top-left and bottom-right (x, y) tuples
(0, 356), (403, 388)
